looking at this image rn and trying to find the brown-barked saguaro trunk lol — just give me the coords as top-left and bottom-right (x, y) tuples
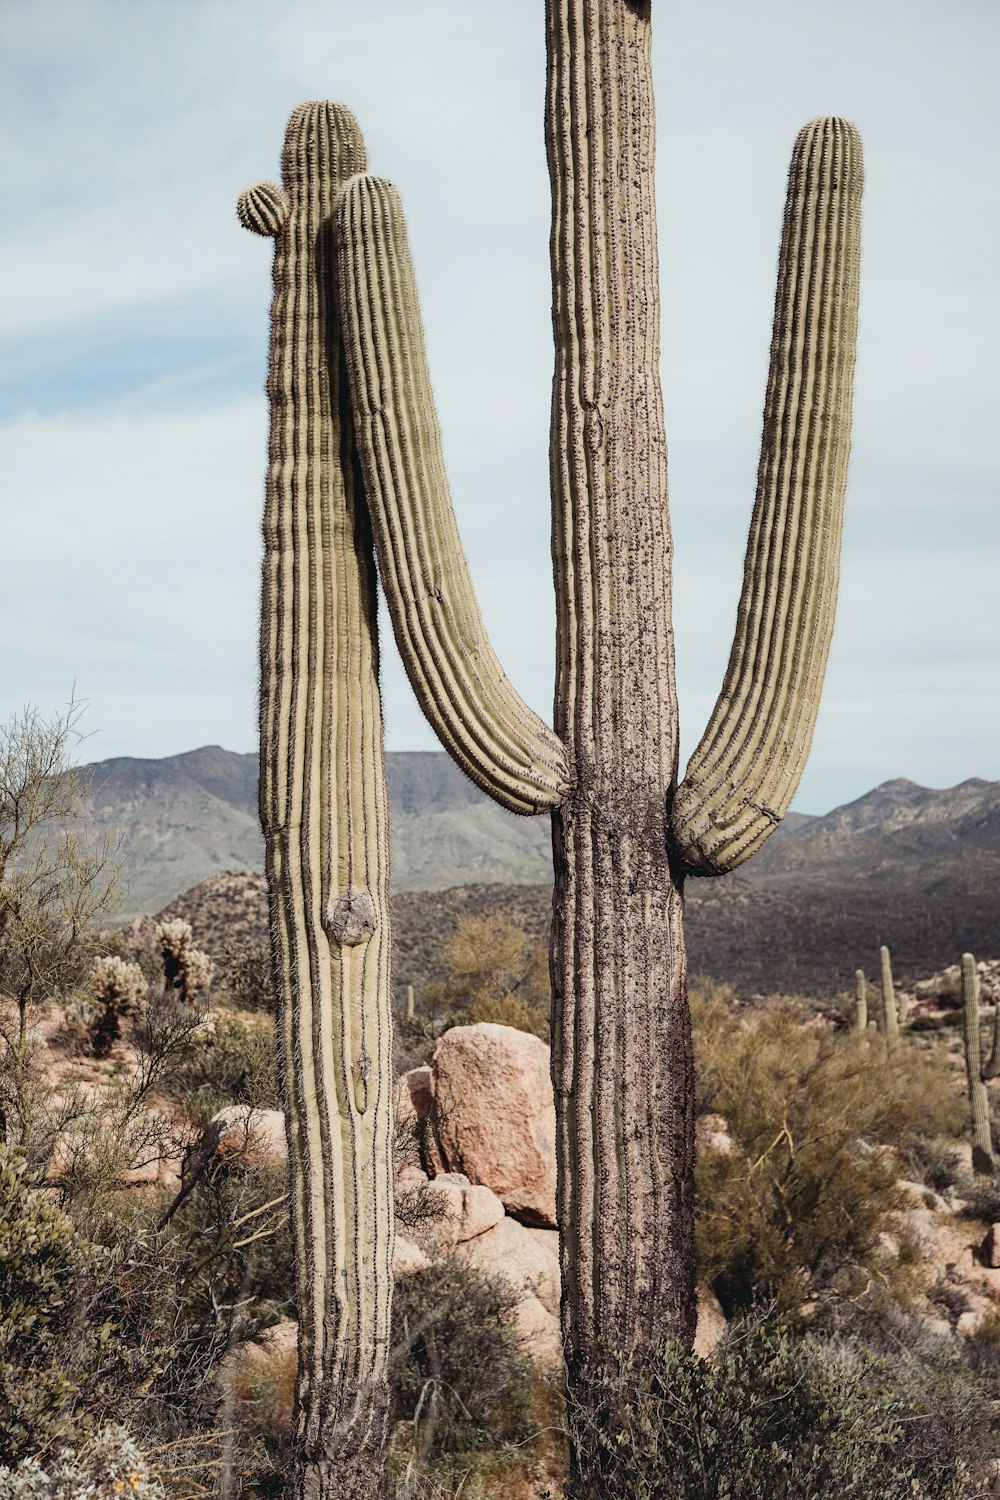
(546, 0), (695, 1365)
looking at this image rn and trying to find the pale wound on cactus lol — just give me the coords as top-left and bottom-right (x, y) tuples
(670, 117), (863, 875)
(242, 101), (394, 1496)
(334, 176), (569, 815)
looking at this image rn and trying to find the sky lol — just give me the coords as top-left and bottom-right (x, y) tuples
(1, 0), (997, 815)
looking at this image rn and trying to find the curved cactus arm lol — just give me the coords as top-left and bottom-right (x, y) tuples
(670, 117), (863, 875)
(240, 102), (395, 1495)
(333, 175), (570, 816)
(962, 953), (995, 1174)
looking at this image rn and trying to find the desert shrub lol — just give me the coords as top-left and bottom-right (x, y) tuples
(219, 937), (275, 1013)
(566, 1321), (973, 1499)
(390, 1261), (541, 1469)
(159, 1012), (280, 1123)
(0, 1146), (116, 1461)
(909, 1011), (946, 1032)
(692, 992), (961, 1312)
(424, 916), (550, 1043)
(0, 1425), (164, 1500)
(954, 1171), (1000, 1224)
(903, 1136), (963, 1194)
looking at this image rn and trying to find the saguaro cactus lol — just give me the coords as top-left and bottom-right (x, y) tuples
(854, 969), (868, 1032)
(238, 103), (393, 1498)
(962, 952), (995, 1175)
(243, 5), (862, 1493)
(879, 943), (899, 1049)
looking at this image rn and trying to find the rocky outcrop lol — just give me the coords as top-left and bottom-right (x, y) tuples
(420, 1023), (558, 1228)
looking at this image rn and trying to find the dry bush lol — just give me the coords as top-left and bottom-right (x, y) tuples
(692, 986), (963, 1313)
(424, 915), (551, 1043)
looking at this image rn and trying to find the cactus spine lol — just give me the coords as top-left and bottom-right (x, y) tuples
(239, 104), (394, 1498)
(962, 953), (995, 1175)
(854, 969), (868, 1031)
(879, 944), (899, 1049)
(246, 5), (862, 1490)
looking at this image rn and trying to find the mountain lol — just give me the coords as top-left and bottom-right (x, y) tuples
(101, 747), (1000, 998)
(81, 746), (550, 917)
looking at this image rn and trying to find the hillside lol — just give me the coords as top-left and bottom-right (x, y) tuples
(89, 747), (1000, 995)
(81, 747), (550, 916)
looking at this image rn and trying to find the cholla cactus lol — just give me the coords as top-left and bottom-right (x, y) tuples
(88, 954), (148, 1058)
(154, 919), (215, 1003)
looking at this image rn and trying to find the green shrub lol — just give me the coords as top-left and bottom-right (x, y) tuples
(0, 1425), (164, 1500)
(160, 1012), (280, 1124)
(566, 1322), (973, 1499)
(390, 1261), (544, 1472)
(424, 916), (551, 1043)
(692, 992), (962, 1313)
(0, 1147), (108, 1461)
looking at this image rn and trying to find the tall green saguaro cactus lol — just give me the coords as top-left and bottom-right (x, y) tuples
(244, 4), (862, 1492)
(238, 103), (394, 1499)
(962, 952), (995, 1175)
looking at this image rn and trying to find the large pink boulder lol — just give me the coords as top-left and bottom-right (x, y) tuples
(432, 1023), (557, 1228)
(456, 1213), (563, 1366)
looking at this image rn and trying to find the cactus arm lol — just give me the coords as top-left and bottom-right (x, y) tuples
(879, 944), (900, 1049)
(241, 102), (394, 1496)
(670, 117), (863, 875)
(333, 177), (570, 816)
(962, 953), (995, 1174)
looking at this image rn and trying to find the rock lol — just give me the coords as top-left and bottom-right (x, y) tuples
(877, 1231), (901, 1260)
(457, 1213), (561, 1320)
(694, 1286), (727, 1359)
(423, 1175), (507, 1244)
(982, 1224), (1000, 1269)
(205, 1106), (287, 1169)
(395, 1066), (443, 1175)
(525, 1227), (560, 1265)
(393, 1236), (432, 1279)
(223, 1317), (297, 1387)
(514, 1292), (562, 1366)
(896, 1178), (949, 1214)
(432, 1024), (557, 1227)
(957, 1310), (984, 1338)
(697, 1114), (735, 1155)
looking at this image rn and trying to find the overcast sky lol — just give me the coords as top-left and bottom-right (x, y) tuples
(2, 0), (997, 813)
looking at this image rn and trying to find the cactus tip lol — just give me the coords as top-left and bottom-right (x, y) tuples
(237, 180), (290, 237)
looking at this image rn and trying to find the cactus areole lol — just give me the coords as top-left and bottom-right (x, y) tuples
(240, 4), (862, 1495)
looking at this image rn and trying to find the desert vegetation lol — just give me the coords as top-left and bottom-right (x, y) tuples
(4, 708), (1000, 1499)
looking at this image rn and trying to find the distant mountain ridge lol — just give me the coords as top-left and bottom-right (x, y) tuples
(83, 746), (551, 917)
(92, 746), (1000, 996)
